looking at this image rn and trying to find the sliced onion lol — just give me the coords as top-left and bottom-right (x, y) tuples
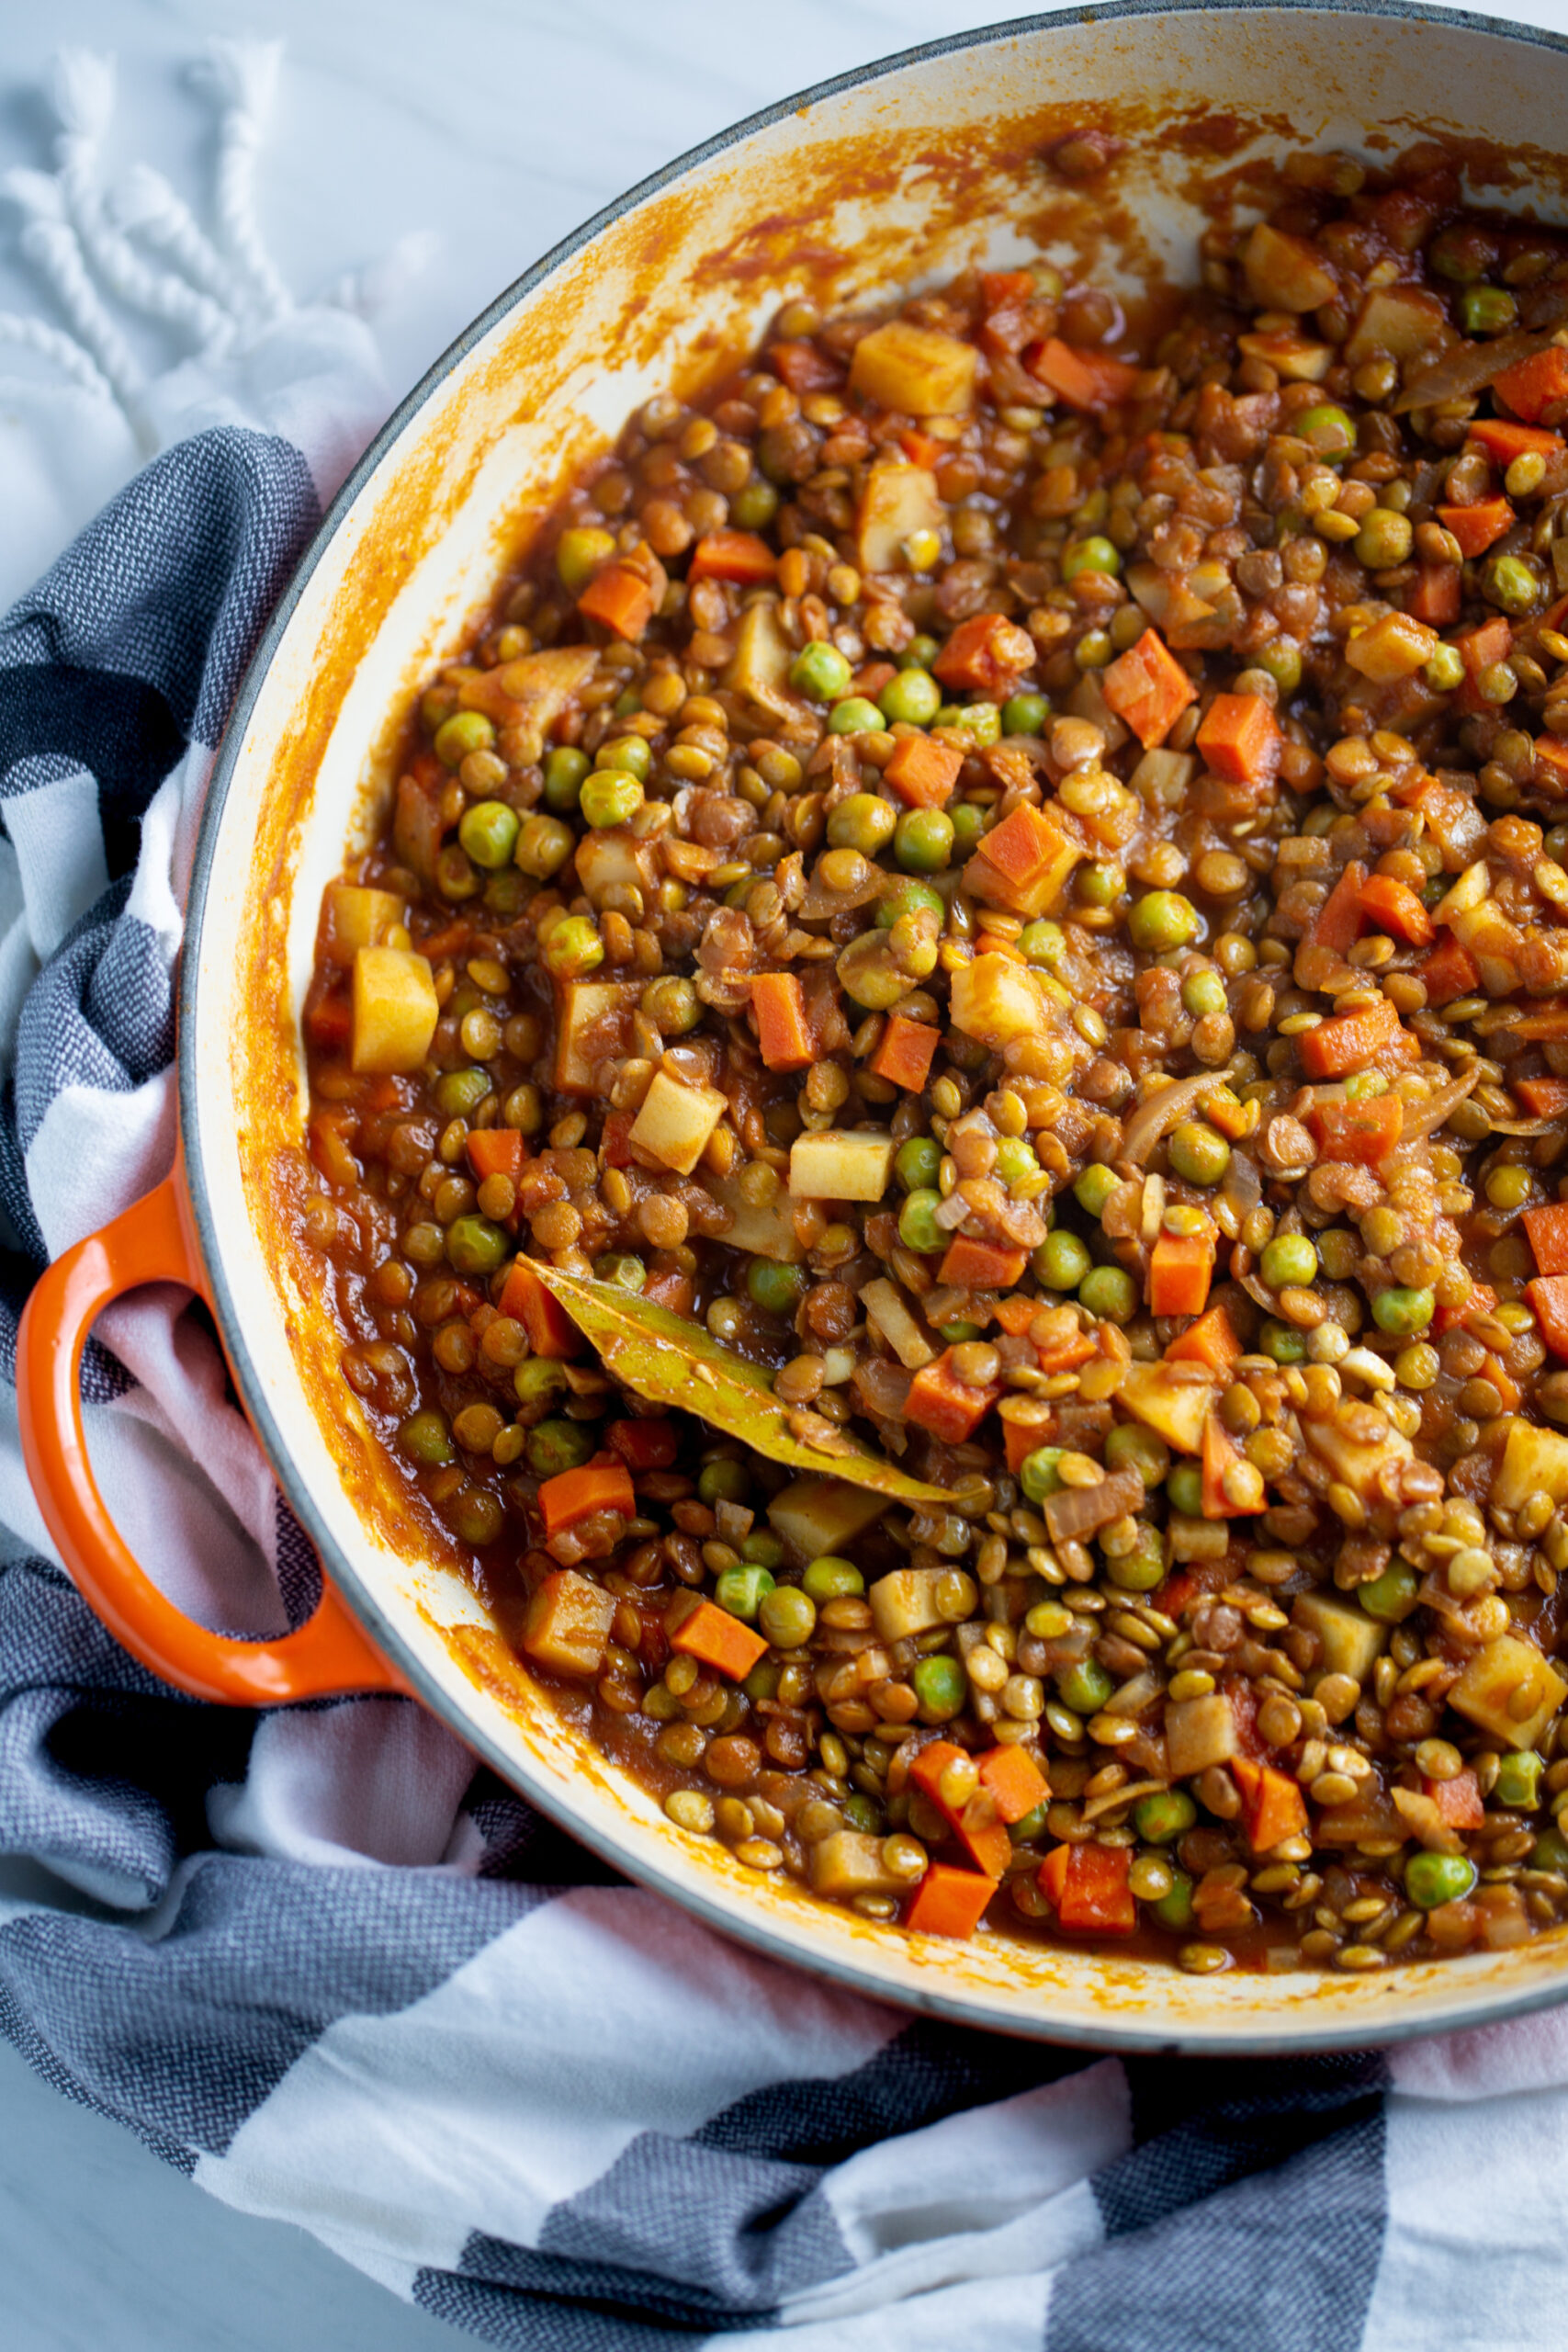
(1395, 299), (1568, 414)
(1120, 1063), (1237, 1166)
(1221, 1149), (1263, 1223)
(1484, 1114), (1560, 1136)
(1396, 1065), (1482, 1145)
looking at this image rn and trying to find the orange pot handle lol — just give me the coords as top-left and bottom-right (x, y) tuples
(16, 1171), (402, 1706)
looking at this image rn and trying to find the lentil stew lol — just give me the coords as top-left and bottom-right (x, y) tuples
(300, 141), (1568, 1979)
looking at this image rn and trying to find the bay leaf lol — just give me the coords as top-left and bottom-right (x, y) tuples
(526, 1261), (962, 1505)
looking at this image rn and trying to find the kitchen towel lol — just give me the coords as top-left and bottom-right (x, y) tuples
(0, 35), (1565, 2352)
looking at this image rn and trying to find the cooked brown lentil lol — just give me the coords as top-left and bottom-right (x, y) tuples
(301, 145), (1568, 1971)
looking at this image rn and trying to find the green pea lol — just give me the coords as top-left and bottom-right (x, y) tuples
(878, 667), (942, 726)
(759, 1586), (818, 1648)
(1404, 1850), (1479, 1909)
(543, 744), (592, 809)
(1020, 919), (1066, 967)
(593, 1252), (647, 1295)
(595, 734), (652, 780)
(1495, 1750), (1544, 1810)
(1134, 1788), (1196, 1846)
(451, 1486), (505, 1547)
(1104, 1423), (1170, 1488)
(1261, 1233), (1318, 1290)
(912, 1654), (966, 1721)
(435, 844), (479, 900)
(1424, 642), (1466, 693)
(1259, 1317), (1307, 1363)
(1009, 1803), (1050, 1844)
(715, 1564), (775, 1622)
(950, 801), (985, 855)
(1358, 1560), (1419, 1623)
(896, 1136), (942, 1192)
(1168, 1120), (1230, 1187)
(790, 641), (853, 702)
(446, 1216), (509, 1276)
(959, 702), (1002, 747)
(1486, 555), (1540, 617)
(526, 1419), (594, 1477)
(828, 695), (884, 736)
(1430, 224), (1495, 283)
(1129, 890), (1201, 952)
(1077, 862), (1125, 909)
(1001, 691), (1051, 737)
(1168, 1462), (1204, 1516)
(513, 1357), (567, 1409)
(556, 526), (616, 589)
(1344, 1071), (1389, 1101)
(434, 708), (496, 768)
(434, 1067), (493, 1119)
(1035, 1228), (1091, 1291)
(1152, 1870), (1195, 1932)
(1295, 403), (1358, 460)
(1256, 638), (1303, 695)
(457, 799), (521, 870)
(613, 689), (641, 717)
(1458, 285), (1517, 335)
(1061, 535), (1122, 581)
(730, 479), (780, 529)
(803, 1555), (864, 1602)
(826, 793), (897, 854)
(1107, 1523), (1167, 1590)
(1056, 1657), (1114, 1716)
(1371, 1285), (1435, 1336)
(1180, 970), (1227, 1021)
(515, 812), (575, 878)
(698, 1459), (750, 1506)
(742, 1530), (786, 1570)
(903, 634), (941, 670)
(483, 868), (527, 921)
(542, 915), (604, 978)
(995, 1137), (1039, 1185)
(399, 1408), (455, 1466)
(940, 1320), (982, 1344)
(1355, 509), (1415, 571)
(1079, 1264), (1136, 1322)
(1074, 1162), (1120, 1218)
(876, 876), (945, 929)
(641, 974), (702, 1035)
(1020, 1446), (1066, 1503)
(1076, 630), (1113, 671)
(898, 1187), (945, 1254)
(1532, 1825), (1568, 1873)
(747, 1256), (808, 1316)
(842, 1792), (883, 1834)
(580, 769), (646, 828)
(895, 808), (954, 872)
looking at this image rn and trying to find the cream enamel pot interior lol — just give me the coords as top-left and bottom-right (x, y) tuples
(19, 0), (1568, 2052)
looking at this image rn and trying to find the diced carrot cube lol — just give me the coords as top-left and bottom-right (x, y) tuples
(1100, 628), (1197, 747)
(884, 733), (964, 808)
(750, 971), (816, 1071)
(766, 340), (842, 394)
(537, 1459), (636, 1539)
(668, 1598), (769, 1681)
(1026, 336), (1140, 411)
(1419, 933), (1481, 1006)
(1425, 1768), (1486, 1828)
(1230, 1756), (1310, 1852)
(1536, 735), (1568, 792)
(468, 1129), (526, 1183)
(688, 531), (777, 585)
(1516, 1078), (1568, 1118)
(1297, 994), (1409, 1080)
(1360, 872), (1434, 947)
(1438, 499), (1513, 559)
(1038, 1841), (1135, 1931)
(897, 427), (943, 469)
(869, 1014), (941, 1092)
(1455, 615), (1513, 676)
(1166, 1303), (1242, 1378)
(1312, 861), (1368, 953)
(606, 1418), (680, 1471)
(977, 1744), (1049, 1824)
(968, 800), (1082, 917)
(932, 613), (1036, 695)
(1196, 693), (1280, 786)
(1467, 417), (1566, 464)
(1404, 563), (1461, 627)
(1201, 1412), (1252, 1519)
(908, 1741), (1011, 1877)
(1491, 346), (1568, 424)
(1147, 1229), (1214, 1319)
(1524, 1204), (1568, 1276)
(905, 1350), (999, 1443)
(498, 1259), (583, 1358)
(905, 1863), (996, 1939)
(576, 563), (659, 640)
(1308, 1095), (1404, 1167)
(938, 1235), (1028, 1290)
(1003, 1416), (1045, 1474)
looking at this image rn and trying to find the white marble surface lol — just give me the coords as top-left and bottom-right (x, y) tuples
(2, 0), (1568, 2344)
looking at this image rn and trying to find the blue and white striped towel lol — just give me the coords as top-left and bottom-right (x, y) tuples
(1, 34), (1566, 2352)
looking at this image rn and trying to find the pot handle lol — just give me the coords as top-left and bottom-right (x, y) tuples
(17, 1171), (402, 1705)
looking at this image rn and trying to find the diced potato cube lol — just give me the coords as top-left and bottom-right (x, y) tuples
(724, 597), (807, 718)
(521, 1568), (615, 1677)
(849, 321), (978, 417)
(1292, 1589), (1388, 1690)
(1345, 613), (1438, 683)
(574, 831), (650, 908)
(810, 1830), (908, 1900)
(788, 1128), (897, 1202)
(351, 946), (438, 1074)
(1115, 1362), (1215, 1454)
(1303, 1406), (1413, 1510)
(768, 1476), (886, 1559)
(869, 1567), (951, 1643)
(1165, 1693), (1238, 1778)
(630, 1069), (728, 1175)
(322, 885), (404, 966)
(553, 978), (639, 1095)
(1236, 328), (1333, 382)
(1129, 748), (1197, 809)
(1343, 286), (1450, 368)
(709, 1169), (806, 1262)
(861, 1277), (936, 1370)
(1127, 561), (1216, 636)
(1168, 1513), (1228, 1563)
(1314, 1789), (1404, 1846)
(855, 463), (944, 572)
(1450, 1634), (1568, 1750)
(1242, 221), (1336, 313)
(948, 954), (1051, 1049)
(458, 643), (599, 730)
(1494, 1421), (1568, 1510)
